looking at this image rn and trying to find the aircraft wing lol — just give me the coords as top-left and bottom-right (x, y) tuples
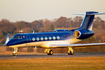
(50, 43), (105, 48)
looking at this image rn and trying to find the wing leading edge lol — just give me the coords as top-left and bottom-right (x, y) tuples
(50, 43), (105, 48)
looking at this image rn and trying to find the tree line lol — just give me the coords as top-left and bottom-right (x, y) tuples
(0, 16), (105, 43)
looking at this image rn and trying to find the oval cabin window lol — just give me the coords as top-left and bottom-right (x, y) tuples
(36, 37), (39, 41)
(53, 36), (56, 40)
(49, 37), (52, 40)
(41, 37), (43, 41)
(45, 37), (47, 40)
(32, 38), (35, 41)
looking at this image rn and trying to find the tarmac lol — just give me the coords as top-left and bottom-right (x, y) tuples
(0, 52), (105, 59)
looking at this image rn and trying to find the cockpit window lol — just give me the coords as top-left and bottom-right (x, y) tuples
(14, 36), (18, 39)
(13, 36), (22, 39)
(19, 36), (22, 39)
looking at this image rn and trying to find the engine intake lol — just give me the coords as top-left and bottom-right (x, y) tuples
(74, 29), (94, 39)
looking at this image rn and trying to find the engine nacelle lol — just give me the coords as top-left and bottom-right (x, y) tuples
(73, 29), (94, 39)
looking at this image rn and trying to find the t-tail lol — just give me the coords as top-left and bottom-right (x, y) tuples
(74, 11), (105, 30)
(73, 11), (105, 39)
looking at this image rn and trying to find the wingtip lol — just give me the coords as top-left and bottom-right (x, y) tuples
(5, 33), (10, 45)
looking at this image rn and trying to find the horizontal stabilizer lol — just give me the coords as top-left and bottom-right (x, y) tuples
(73, 13), (85, 15)
(87, 13), (105, 15)
(73, 12), (105, 15)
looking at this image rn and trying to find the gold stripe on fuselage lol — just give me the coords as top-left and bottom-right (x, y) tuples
(8, 37), (81, 48)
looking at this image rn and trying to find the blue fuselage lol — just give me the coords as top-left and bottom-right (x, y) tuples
(6, 28), (94, 48)
(6, 30), (75, 47)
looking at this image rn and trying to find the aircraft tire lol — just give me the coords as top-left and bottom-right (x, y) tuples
(68, 51), (74, 55)
(47, 50), (53, 55)
(13, 53), (17, 56)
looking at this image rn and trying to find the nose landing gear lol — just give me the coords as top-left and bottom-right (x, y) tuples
(13, 48), (18, 56)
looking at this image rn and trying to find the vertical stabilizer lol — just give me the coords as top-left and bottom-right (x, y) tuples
(79, 11), (97, 30)
(74, 11), (105, 30)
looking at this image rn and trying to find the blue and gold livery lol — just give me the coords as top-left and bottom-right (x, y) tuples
(5, 11), (105, 56)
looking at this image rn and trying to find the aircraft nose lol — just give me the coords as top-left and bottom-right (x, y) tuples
(6, 42), (10, 46)
(5, 41), (12, 46)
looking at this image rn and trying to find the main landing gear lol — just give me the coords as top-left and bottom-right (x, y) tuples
(68, 47), (74, 55)
(44, 47), (74, 55)
(44, 49), (53, 55)
(13, 48), (18, 56)
(12, 47), (73, 56)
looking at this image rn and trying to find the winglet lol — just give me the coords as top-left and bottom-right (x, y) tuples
(5, 33), (10, 45)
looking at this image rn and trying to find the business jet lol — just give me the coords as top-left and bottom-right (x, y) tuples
(5, 11), (105, 56)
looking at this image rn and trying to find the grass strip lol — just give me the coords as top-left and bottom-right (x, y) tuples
(0, 57), (105, 70)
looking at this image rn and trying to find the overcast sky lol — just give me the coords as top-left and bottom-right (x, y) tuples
(0, 0), (105, 22)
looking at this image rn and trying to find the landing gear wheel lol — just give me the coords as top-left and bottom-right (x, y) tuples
(47, 50), (53, 55)
(68, 51), (74, 55)
(13, 53), (17, 56)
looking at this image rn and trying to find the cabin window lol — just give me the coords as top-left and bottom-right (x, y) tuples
(45, 37), (47, 40)
(41, 37), (43, 41)
(36, 37), (39, 41)
(32, 38), (35, 41)
(57, 36), (60, 40)
(53, 36), (56, 40)
(49, 37), (52, 40)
